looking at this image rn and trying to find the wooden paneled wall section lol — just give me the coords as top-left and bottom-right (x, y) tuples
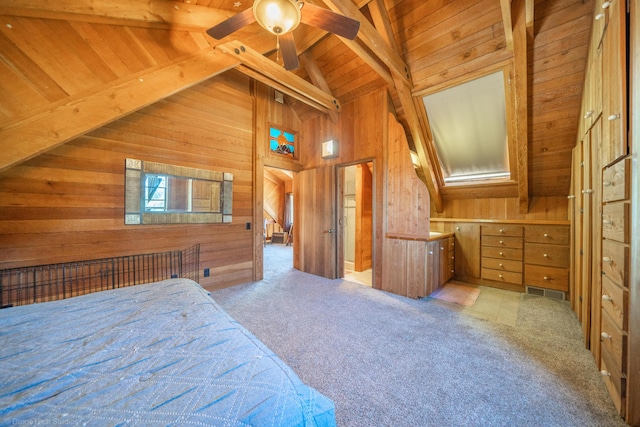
(568, 0), (638, 424)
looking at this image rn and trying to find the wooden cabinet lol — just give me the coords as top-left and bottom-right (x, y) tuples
(599, 157), (632, 416)
(453, 222), (480, 280)
(602, 0), (627, 166)
(481, 225), (523, 288)
(524, 225), (570, 295)
(381, 234), (455, 299)
(439, 237), (454, 285)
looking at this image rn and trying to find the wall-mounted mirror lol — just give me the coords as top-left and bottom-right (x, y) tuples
(125, 158), (233, 225)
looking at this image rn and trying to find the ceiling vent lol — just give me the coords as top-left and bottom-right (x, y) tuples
(525, 286), (565, 300)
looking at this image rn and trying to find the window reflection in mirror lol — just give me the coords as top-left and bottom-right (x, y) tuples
(125, 159), (233, 225)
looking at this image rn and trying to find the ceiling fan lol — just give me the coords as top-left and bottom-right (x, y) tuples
(206, 0), (360, 71)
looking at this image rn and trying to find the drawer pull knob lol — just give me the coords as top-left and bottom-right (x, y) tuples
(600, 370), (611, 377)
(543, 254), (548, 257)
(456, 227), (460, 231)
(543, 233), (549, 237)
(499, 263), (504, 267)
(543, 276), (550, 280)
(601, 332), (612, 340)
(499, 252), (504, 256)
(603, 181), (612, 187)
(499, 240), (504, 244)
(602, 1), (611, 8)
(582, 189), (593, 194)
(567, 195), (575, 199)
(602, 294), (613, 302)
(603, 256), (612, 263)
(499, 229), (504, 233)
(428, 251), (433, 254)
(498, 274), (503, 278)
(451, 269), (454, 273)
(440, 247), (444, 251)
(603, 219), (612, 225)
(595, 12), (605, 20)
(608, 114), (620, 121)
(584, 111), (593, 119)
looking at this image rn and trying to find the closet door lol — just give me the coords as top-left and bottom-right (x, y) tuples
(294, 166), (337, 279)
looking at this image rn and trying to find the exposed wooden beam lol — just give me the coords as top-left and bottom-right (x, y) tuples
(394, 78), (443, 211)
(364, 0), (443, 211)
(300, 52), (339, 123)
(318, 0), (411, 85)
(512, 0), (529, 213)
(526, 0), (535, 38)
(367, 0), (398, 50)
(0, 0), (230, 31)
(500, 0), (514, 52)
(0, 49), (238, 173)
(217, 41), (341, 114)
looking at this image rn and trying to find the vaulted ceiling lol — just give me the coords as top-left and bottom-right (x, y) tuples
(0, 0), (593, 213)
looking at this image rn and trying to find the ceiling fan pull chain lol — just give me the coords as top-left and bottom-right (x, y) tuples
(276, 35), (280, 64)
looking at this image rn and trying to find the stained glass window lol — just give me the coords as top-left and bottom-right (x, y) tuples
(269, 126), (296, 158)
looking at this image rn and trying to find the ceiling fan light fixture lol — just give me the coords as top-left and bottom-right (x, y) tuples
(253, 0), (301, 35)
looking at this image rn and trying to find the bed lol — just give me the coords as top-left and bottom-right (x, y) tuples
(0, 278), (336, 426)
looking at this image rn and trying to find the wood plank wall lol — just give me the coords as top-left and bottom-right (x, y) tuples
(431, 196), (569, 222)
(300, 89), (386, 287)
(263, 170), (285, 227)
(0, 70), (257, 290)
(386, 114), (431, 237)
(355, 164), (373, 271)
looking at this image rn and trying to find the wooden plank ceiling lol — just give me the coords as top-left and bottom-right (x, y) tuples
(0, 0), (593, 206)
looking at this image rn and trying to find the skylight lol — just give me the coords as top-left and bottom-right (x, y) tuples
(422, 71), (509, 184)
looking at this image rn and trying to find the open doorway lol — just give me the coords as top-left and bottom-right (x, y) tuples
(263, 166), (294, 278)
(341, 162), (373, 287)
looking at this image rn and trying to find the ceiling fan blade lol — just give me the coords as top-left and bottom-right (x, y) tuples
(206, 8), (256, 40)
(300, 3), (360, 40)
(279, 32), (300, 71)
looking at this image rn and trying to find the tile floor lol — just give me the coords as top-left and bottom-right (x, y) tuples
(430, 284), (522, 327)
(344, 269), (372, 287)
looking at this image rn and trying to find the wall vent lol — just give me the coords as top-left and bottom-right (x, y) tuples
(526, 286), (565, 300)
(274, 90), (284, 104)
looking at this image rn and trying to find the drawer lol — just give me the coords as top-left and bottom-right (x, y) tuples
(481, 246), (523, 261)
(601, 274), (629, 331)
(602, 239), (629, 288)
(482, 236), (523, 249)
(481, 268), (522, 284)
(600, 310), (627, 373)
(602, 202), (629, 244)
(524, 243), (569, 268)
(602, 157), (630, 203)
(600, 350), (625, 415)
(481, 257), (522, 273)
(524, 225), (570, 245)
(524, 265), (569, 292)
(482, 225), (523, 237)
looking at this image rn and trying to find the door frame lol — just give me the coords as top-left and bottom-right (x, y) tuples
(336, 159), (376, 280)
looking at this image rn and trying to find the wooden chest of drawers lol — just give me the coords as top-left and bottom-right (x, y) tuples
(524, 225), (570, 293)
(481, 225), (523, 286)
(599, 157), (631, 415)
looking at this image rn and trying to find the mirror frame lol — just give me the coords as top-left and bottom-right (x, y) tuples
(125, 158), (233, 225)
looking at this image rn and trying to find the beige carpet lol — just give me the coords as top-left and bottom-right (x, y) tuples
(429, 282), (480, 306)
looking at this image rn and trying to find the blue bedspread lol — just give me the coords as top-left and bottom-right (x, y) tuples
(0, 279), (335, 426)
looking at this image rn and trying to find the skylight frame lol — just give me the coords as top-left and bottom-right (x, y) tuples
(421, 70), (512, 187)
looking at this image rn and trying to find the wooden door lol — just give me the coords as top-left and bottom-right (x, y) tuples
(294, 166), (337, 279)
(590, 119), (603, 360)
(581, 133), (593, 347)
(454, 223), (481, 279)
(572, 141), (585, 325)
